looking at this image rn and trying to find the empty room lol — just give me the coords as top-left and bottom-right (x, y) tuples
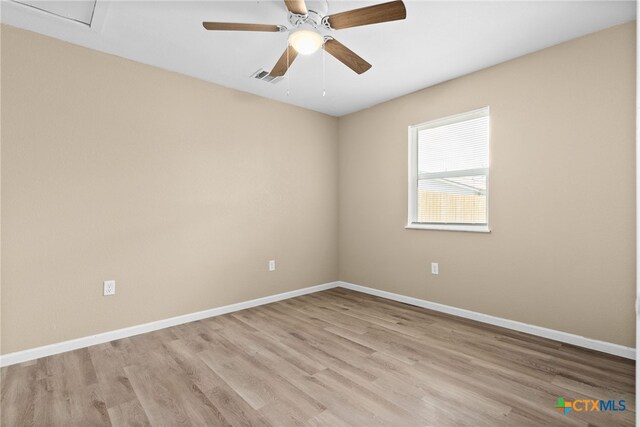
(0, 0), (637, 425)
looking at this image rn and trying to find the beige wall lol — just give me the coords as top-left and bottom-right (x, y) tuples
(338, 22), (636, 347)
(0, 25), (338, 354)
(1, 22), (636, 354)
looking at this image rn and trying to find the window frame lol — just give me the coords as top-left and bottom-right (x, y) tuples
(406, 106), (491, 233)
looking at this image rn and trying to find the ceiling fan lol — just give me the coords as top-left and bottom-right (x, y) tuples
(202, 0), (407, 77)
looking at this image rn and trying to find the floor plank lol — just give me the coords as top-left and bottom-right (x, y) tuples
(1, 288), (635, 426)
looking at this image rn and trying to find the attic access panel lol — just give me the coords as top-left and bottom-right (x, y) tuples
(11, 0), (97, 26)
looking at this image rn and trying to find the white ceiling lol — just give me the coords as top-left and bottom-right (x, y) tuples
(11, 0), (97, 24)
(1, 0), (636, 116)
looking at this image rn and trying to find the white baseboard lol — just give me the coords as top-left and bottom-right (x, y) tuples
(2, 279), (633, 367)
(0, 281), (339, 367)
(338, 281), (636, 360)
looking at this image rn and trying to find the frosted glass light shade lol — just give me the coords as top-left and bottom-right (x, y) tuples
(288, 30), (324, 55)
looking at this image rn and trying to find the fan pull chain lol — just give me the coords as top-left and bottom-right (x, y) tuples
(322, 44), (326, 97)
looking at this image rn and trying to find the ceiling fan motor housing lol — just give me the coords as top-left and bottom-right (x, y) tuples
(288, 9), (325, 31)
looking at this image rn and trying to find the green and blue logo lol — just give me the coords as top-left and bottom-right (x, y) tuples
(555, 397), (626, 415)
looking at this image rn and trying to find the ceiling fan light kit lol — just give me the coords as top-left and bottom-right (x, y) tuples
(288, 30), (324, 55)
(202, 0), (406, 79)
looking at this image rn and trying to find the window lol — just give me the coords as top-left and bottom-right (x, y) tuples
(407, 107), (490, 232)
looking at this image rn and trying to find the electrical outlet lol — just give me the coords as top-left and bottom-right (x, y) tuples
(269, 260), (276, 272)
(103, 280), (116, 296)
(431, 263), (439, 275)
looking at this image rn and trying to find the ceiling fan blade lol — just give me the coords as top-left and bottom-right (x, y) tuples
(284, 0), (307, 15)
(270, 46), (299, 77)
(324, 38), (372, 74)
(202, 22), (281, 32)
(326, 0), (406, 30)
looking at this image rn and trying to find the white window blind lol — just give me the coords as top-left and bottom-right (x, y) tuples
(408, 107), (490, 232)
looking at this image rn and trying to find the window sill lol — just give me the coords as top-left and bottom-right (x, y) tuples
(405, 223), (491, 233)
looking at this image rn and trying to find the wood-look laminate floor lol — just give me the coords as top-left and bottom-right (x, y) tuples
(1, 288), (635, 426)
